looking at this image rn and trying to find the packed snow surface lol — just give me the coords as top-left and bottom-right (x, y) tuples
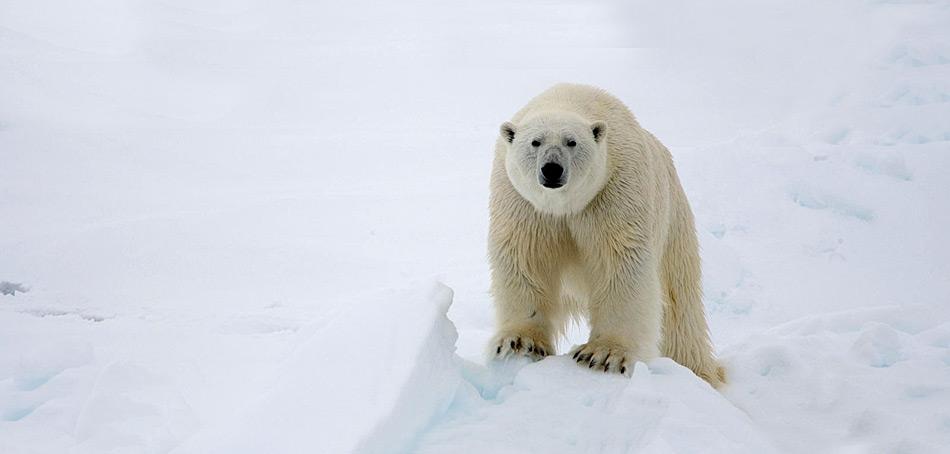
(2, 0), (950, 453)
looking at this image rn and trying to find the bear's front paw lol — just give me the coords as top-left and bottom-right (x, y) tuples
(570, 341), (634, 375)
(491, 329), (553, 362)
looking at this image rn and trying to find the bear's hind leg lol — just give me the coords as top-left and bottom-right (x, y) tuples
(661, 224), (726, 387)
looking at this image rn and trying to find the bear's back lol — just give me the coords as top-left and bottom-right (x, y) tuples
(512, 83), (641, 133)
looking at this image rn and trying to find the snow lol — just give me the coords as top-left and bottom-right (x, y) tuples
(2, 0), (950, 453)
(725, 306), (950, 453)
(178, 283), (460, 454)
(416, 357), (775, 453)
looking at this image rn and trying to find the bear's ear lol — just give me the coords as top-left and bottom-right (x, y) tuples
(591, 121), (607, 144)
(500, 122), (517, 143)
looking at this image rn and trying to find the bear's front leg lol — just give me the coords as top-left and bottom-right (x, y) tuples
(488, 269), (558, 362)
(572, 264), (662, 375)
(491, 322), (554, 361)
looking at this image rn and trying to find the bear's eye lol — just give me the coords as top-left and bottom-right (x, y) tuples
(566, 139), (577, 147)
(531, 140), (541, 147)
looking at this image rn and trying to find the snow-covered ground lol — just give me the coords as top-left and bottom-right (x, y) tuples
(2, 0), (949, 452)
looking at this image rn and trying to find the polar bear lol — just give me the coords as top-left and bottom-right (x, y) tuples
(488, 83), (725, 387)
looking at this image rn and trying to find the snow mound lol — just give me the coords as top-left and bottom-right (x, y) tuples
(176, 283), (774, 453)
(176, 282), (461, 454)
(416, 357), (774, 453)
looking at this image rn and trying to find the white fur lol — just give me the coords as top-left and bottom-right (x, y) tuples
(502, 112), (609, 216)
(488, 83), (725, 387)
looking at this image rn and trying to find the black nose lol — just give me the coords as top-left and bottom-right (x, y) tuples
(541, 162), (563, 180)
(540, 162), (564, 188)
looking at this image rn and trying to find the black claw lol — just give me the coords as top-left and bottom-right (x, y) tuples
(496, 346), (502, 354)
(572, 351), (579, 359)
(589, 360), (595, 368)
(528, 346), (534, 353)
(515, 338), (522, 349)
(620, 366), (627, 374)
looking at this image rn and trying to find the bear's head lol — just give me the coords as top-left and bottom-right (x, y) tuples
(499, 111), (608, 215)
